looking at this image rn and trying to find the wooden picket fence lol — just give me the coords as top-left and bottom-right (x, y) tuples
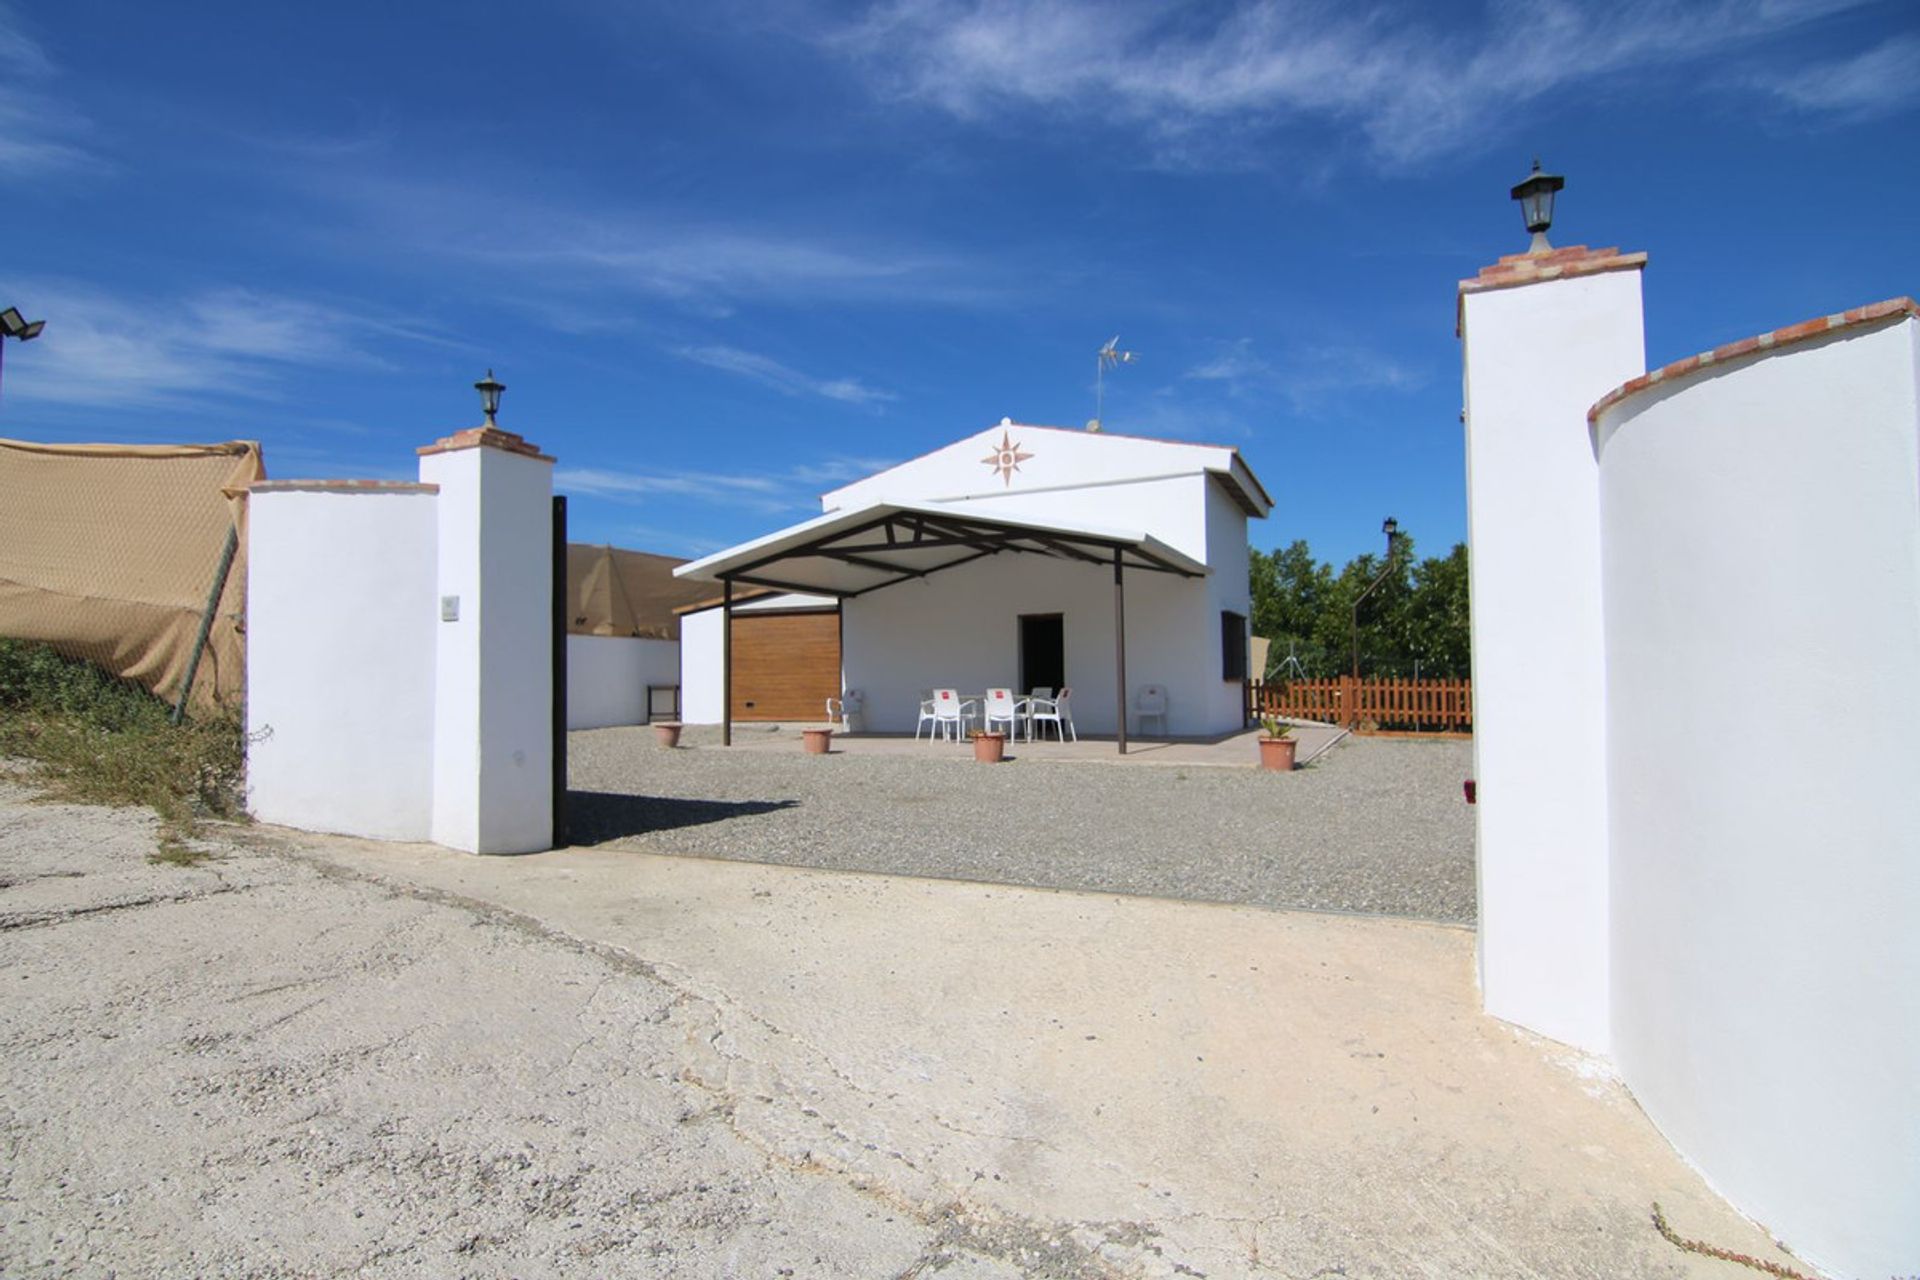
(1248, 676), (1472, 735)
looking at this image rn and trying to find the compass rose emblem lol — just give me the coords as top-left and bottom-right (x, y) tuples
(981, 430), (1033, 486)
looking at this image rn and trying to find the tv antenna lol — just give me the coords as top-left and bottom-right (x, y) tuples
(1091, 335), (1136, 431)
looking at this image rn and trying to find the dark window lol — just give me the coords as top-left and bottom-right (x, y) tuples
(1221, 610), (1248, 680)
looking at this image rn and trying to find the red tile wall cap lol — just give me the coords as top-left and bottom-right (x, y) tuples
(416, 425), (555, 462)
(249, 479), (441, 494)
(1455, 246), (1648, 336)
(1588, 297), (1920, 426)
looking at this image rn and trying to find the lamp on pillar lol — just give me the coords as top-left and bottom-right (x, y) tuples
(474, 369), (506, 426)
(1510, 159), (1565, 255)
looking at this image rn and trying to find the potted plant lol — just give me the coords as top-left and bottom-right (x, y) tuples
(801, 726), (834, 755)
(970, 728), (1007, 763)
(653, 722), (682, 748)
(1257, 716), (1297, 772)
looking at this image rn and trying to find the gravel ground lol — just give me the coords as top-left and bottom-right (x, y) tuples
(568, 728), (1477, 925)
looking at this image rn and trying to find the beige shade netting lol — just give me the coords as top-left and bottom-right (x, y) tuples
(0, 437), (264, 711)
(565, 543), (714, 641)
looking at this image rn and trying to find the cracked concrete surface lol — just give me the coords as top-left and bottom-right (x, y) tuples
(0, 777), (1812, 1277)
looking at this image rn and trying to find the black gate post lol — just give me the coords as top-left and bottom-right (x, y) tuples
(551, 495), (568, 848)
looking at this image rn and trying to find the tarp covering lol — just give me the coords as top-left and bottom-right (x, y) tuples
(0, 437), (263, 710)
(566, 543), (714, 640)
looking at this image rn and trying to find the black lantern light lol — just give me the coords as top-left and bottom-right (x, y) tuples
(474, 369), (505, 426)
(1510, 159), (1565, 255)
(1382, 516), (1400, 544)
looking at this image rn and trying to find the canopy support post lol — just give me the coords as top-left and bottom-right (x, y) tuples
(722, 578), (733, 748)
(1113, 548), (1128, 756)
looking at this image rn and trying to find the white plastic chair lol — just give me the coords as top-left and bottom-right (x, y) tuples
(929, 688), (975, 742)
(1030, 687), (1076, 742)
(827, 690), (864, 733)
(1134, 684), (1168, 736)
(982, 688), (1023, 740)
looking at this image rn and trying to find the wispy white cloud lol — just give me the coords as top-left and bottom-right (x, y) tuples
(557, 452), (904, 517)
(0, 7), (99, 178)
(823, 0), (1892, 166)
(0, 280), (452, 408)
(789, 456), (901, 487)
(1182, 336), (1424, 413)
(1761, 33), (1920, 119)
(305, 168), (1010, 314)
(673, 344), (897, 406)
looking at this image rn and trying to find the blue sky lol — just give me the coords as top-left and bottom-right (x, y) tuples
(2, 0), (1916, 566)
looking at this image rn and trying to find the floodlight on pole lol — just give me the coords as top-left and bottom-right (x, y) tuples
(1350, 516), (1405, 681)
(0, 305), (46, 408)
(1092, 336), (1136, 432)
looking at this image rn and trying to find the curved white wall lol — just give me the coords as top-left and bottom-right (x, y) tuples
(1594, 316), (1920, 1278)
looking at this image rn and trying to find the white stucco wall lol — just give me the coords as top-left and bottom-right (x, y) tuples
(1460, 265), (1645, 1055)
(1202, 475), (1255, 731)
(418, 445), (554, 854)
(566, 635), (679, 729)
(245, 488), (439, 842)
(1594, 315), (1920, 1279)
(677, 593), (838, 725)
(842, 551), (1227, 738)
(822, 423), (1265, 564)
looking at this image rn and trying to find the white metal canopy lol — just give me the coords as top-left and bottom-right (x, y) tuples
(673, 500), (1210, 753)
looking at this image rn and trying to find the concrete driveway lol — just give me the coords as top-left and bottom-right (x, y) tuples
(0, 777), (1807, 1278)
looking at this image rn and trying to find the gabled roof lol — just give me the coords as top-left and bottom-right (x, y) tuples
(673, 498), (1207, 599)
(821, 421), (1273, 517)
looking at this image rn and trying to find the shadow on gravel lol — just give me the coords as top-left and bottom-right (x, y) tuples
(566, 791), (799, 844)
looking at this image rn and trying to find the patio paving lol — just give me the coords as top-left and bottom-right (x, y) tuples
(567, 723), (1478, 924)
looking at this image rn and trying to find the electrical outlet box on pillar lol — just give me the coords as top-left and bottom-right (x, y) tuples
(1458, 241), (1645, 1055)
(417, 424), (556, 855)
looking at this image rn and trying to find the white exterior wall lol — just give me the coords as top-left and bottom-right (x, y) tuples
(1461, 267), (1644, 1055)
(823, 424), (1257, 564)
(417, 445), (554, 854)
(679, 607), (724, 725)
(677, 594), (838, 725)
(1202, 477), (1255, 730)
(1594, 317), (1920, 1279)
(842, 550), (1221, 737)
(566, 635), (678, 730)
(245, 490), (439, 841)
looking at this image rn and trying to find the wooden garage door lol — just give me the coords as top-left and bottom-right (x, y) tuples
(732, 610), (840, 721)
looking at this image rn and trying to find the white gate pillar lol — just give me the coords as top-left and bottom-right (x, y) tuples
(418, 426), (555, 854)
(1458, 245), (1644, 1053)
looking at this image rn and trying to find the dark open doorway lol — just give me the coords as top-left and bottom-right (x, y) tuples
(1019, 613), (1065, 695)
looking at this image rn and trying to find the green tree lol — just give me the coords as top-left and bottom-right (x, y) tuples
(1249, 541), (1334, 675)
(1247, 532), (1470, 680)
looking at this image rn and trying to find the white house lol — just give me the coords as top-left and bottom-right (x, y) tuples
(675, 420), (1273, 747)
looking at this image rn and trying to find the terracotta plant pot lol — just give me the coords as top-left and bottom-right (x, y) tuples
(1258, 735), (1297, 772)
(802, 727), (834, 755)
(653, 722), (682, 749)
(972, 731), (1007, 763)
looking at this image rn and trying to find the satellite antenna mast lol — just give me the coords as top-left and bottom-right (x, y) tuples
(1092, 335), (1136, 431)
